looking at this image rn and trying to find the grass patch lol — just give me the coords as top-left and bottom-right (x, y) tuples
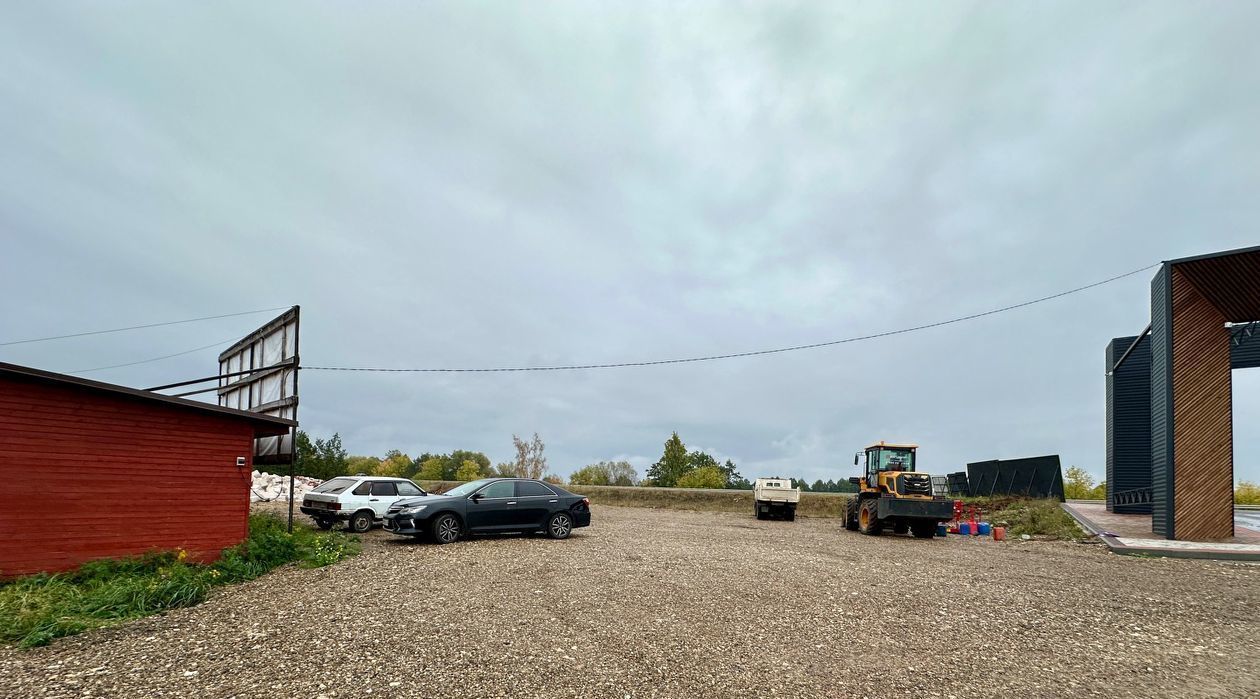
(569, 484), (850, 518)
(0, 514), (359, 648)
(981, 498), (1084, 540)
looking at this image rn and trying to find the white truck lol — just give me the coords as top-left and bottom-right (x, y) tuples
(753, 477), (800, 521)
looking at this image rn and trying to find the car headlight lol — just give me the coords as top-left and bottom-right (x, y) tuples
(400, 505), (428, 515)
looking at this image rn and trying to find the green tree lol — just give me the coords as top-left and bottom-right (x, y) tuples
(416, 457), (446, 481)
(455, 459), (482, 481)
(1063, 466), (1098, 500)
(676, 466), (725, 489)
(376, 449), (412, 478)
(1237, 481), (1260, 505)
(687, 451), (718, 471)
(645, 432), (690, 487)
(346, 455), (380, 476)
(569, 463), (612, 486)
(1089, 480), (1108, 500)
(293, 431), (349, 480)
(450, 450), (493, 478)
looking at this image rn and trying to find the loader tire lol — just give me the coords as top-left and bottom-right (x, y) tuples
(844, 500), (859, 531)
(858, 499), (883, 536)
(910, 520), (938, 539)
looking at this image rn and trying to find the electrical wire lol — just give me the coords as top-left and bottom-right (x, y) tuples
(305, 263), (1161, 373)
(0, 306), (292, 347)
(69, 336), (244, 374)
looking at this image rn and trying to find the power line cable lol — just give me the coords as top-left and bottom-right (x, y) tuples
(69, 336), (243, 374)
(306, 263), (1160, 374)
(0, 306), (292, 347)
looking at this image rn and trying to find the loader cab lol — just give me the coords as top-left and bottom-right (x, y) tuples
(854, 442), (918, 488)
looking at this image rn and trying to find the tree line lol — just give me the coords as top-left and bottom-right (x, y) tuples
(294, 431), (562, 484)
(294, 429), (850, 492)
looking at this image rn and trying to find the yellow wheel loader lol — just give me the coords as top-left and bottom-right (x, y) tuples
(843, 442), (952, 538)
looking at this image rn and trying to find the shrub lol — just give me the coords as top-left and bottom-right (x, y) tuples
(676, 466), (726, 489)
(1237, 482), (1260, 505)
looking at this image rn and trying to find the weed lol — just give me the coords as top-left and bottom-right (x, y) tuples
(0, 514), (358, 648)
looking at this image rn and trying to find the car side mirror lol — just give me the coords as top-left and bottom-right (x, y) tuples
(470, 493), (484, 502)
(849, 477), (861, 485)
(853, 452), (860, 466)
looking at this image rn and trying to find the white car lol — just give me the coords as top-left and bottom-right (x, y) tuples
(299, 476), (428, 532)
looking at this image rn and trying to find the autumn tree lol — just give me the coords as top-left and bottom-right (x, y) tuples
(497, 433), (548, 479)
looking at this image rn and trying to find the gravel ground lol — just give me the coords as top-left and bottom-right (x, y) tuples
(2, 505), (1257, 699)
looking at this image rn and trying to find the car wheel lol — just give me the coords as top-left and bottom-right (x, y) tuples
(432, 513), (462, 545)
(314, 517), (334, 530)
(348, 510), (374, 533)
(546, 512), (573, 540)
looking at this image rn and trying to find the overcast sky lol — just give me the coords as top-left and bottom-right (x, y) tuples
(3, 2), (1258, 485)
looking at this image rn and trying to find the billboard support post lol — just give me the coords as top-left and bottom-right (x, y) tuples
(214, 306), (301, 532)
(288, 307), (300, 532)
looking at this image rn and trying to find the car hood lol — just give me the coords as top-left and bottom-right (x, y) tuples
(391, 494), (456, 509)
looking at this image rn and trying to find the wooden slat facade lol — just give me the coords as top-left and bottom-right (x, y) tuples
(1169, 268), (1235, 540)
(0, 370), (288, 577)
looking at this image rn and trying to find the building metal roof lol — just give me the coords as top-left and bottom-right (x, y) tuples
(0, 361), (295, 434)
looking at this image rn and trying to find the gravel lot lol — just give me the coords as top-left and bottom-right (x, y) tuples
(2, 505), (1257, 699)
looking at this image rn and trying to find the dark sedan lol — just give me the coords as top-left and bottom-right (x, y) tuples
(382, 478), (591, 544)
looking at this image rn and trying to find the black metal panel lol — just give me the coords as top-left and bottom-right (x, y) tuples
(1106, 335), (1153, 514)
(965, 456), (1065, 500)
(1231, 323), (1260, 369)
(1150, 265), (1174, 538)
(946, 472), (970, 496)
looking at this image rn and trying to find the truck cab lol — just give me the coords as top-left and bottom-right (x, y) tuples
(753, 477), (801, 521)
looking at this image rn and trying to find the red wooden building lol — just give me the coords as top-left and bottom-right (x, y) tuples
(0, 361), (294, 577)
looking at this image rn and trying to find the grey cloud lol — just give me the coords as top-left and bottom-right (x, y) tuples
(3, 2), (1259, 484)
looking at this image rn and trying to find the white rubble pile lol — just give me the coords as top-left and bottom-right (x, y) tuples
(250, 470), (322, 502)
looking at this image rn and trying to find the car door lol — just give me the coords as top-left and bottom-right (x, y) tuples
(464, 480), (516, 531)
(342, 479), (373, 514)
(512, 480), (558, 528)
(368, 481), (398, 517)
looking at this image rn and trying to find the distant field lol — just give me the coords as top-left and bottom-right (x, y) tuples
(416, 480), (850, 518)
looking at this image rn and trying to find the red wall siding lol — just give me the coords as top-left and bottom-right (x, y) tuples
(0, 375), (258, 576)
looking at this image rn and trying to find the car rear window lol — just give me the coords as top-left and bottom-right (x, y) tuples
(371, 482), (397, 496)
(396, 481), (424, 496)
(313, 478), (356, 494)
(516, 481), (556, 497)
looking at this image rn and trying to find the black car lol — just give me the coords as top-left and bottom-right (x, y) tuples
(382, 478), (591, 544)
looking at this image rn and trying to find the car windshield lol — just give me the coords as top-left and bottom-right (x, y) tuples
(313, 477), (356, 494)
(442, 479), (492, 498)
